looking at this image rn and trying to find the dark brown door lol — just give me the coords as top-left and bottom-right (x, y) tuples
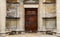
(25, 8), (38, 32)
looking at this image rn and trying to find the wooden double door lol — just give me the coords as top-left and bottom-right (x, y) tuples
(25, 8), (38, 32)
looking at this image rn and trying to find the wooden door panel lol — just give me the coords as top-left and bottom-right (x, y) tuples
(25, 11), (36, 15)
(25, 8), (38, 32)
(31, 25), (37, 29)
(25, 24), (31, 31)
(25, 16), (37, 22)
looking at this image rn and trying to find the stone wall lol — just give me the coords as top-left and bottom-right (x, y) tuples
(6, 0), (56, 32)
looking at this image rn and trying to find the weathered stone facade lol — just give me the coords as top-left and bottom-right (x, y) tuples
(0, 0), (60, 37)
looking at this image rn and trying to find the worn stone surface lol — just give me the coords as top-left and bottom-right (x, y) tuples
(6, 33), (56, 37)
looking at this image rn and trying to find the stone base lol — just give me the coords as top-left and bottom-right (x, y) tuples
(57, 33), (60, 37)
(8, 31), (25, 35)
(0, 33), (6, 37)
(37, 31), (46, 34)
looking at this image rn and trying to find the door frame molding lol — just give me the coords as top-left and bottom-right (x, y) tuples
(24, 4), (39, 8)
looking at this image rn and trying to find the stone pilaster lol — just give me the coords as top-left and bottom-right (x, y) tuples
(0, 0), (6, 37)
(57, 0), (60, 36)
(38, 0), (46, 31)
(17, 1), (25, 31)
